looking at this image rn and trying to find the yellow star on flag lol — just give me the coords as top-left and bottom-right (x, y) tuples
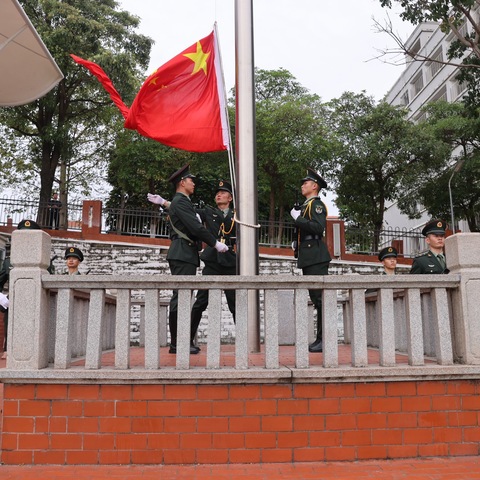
(184, 40), (211, 75)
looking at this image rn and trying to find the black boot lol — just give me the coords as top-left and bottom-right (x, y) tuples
(309, 341), (323, 353)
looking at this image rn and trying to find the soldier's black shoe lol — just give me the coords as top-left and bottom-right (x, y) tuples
(308, 341), (323, 353)
(168, 345), (200, 355)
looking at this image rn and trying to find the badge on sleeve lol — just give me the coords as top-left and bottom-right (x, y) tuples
(315, 205), (323, 214)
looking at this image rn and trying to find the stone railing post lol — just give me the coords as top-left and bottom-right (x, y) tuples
(82, 200), (102, 235)
(445, 233), (480, 364)
(7, 229), (51, 369)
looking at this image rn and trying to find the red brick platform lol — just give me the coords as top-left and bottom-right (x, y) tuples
(0, 456), (480, 479)
(1, 347), (480, 466)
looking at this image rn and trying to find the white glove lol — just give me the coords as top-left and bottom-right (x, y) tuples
(0, 293), (9, 309)
(196, 213), (202, 223)
(290, 207), (300, 220)
(214, 241), (229, 253)
(147, 193), (166, 206)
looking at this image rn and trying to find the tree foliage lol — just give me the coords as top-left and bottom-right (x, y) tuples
(253, 68), (331, 242)
(0, 0), (153, 225)
(106, 129), (231, 211)
(400, 100), (480, 230)
(324, 92), (448, 249)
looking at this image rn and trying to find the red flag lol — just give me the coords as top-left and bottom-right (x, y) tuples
(71, 30), (229, 153)
(70, 54), (129, 119)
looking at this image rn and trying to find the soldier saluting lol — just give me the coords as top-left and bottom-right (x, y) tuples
(290, 168), (331, 353)
(149, 180), (237, 343)
(148, 164), (229, 354)
(410, 220), (449, 274)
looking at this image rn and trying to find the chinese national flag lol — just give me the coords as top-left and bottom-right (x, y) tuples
(71, 30), (229, 152)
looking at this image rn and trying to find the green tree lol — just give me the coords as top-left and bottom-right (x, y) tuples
(105, 128), (232, 233)
(0, 0), (152, 226)
(254, 68), (331, 243)
(400, 101), (480, 231)
(325, 92), (448, 250)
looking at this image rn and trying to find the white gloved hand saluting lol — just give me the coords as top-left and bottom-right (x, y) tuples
(0, 293), (9, 310)
(290, 207), (300, 220)
(214, 241), (229, 253)
(147, 193), (166, 206)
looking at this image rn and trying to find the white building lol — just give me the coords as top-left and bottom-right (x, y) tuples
(383, 20), (470, 235)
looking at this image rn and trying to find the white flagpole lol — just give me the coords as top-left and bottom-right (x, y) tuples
(235, 0), (260, 352)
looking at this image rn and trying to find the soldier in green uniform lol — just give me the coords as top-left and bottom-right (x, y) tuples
(149, 180), (237, 342)
(190, 180), (237, 340)
(290, 168), (331, 353)
(64, 247), (84, 275)
(149, 164), (228, 354)
(410, 220), (449, 274)
(378, 246), (398, 275)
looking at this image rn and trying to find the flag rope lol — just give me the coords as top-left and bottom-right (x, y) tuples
(214, 23), (259, 229)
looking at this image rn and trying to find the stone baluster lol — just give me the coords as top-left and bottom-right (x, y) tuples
(8, 229), (51, 369)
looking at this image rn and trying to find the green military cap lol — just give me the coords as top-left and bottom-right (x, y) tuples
(17, 219), (41, 230)
(168, 164), (195, 185)
(378, 246), (398, 261)
(301, 168), (327, 189)
(64, 246), (84, 262)
(422, 219), (446, 236)
(215, 180), (232, 195)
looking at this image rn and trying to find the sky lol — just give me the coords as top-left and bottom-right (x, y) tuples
(116, 0), (417, 214)
(117, 0), (415, 101)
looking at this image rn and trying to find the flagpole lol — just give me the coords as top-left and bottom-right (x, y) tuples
(235, 0), (260, 352)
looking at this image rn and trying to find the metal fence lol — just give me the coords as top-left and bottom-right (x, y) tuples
(344, 225), (424, 258)
(0, 197), (424, 254)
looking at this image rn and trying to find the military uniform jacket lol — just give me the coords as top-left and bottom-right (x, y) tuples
(410, 251), (448, 274)
(198, 206), (237, 269)
(166, 192), (217, 266)
(295, 196), (332, 269)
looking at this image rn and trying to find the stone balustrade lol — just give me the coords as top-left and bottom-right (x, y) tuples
(2, 229), (480, 384)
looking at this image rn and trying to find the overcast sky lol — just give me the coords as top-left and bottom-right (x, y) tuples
(116, 0), (417, 214)
(117, 0), (415, 101)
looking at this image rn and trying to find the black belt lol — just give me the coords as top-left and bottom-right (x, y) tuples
(171, 234), (194, 242)
(303, 235), (320, 241)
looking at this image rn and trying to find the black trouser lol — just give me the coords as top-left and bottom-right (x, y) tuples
(2, 308), (8, 351)
(190, 263), (236, 340)
(302, 262), (329, 341)
(168, 259), (197, 347)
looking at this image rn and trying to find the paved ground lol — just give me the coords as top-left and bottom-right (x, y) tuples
(0, 456), (480, 479)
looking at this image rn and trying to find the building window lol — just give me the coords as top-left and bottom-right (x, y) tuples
(411, 71), (424, 97)
(451, 76), (467, 100)
(427, 48), (444, 78)
(400, 90), (410, 106)
(430, 85), (447, 102)
(407, 39), (422, 63)
(414, 111), (427, 124)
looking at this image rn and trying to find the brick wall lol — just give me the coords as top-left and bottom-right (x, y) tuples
(2, 380), (479, 465)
